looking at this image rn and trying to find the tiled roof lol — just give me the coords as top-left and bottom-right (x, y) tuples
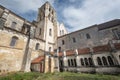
(98, 19), (120, 30)
(66, 50), (75, 56)
(31, 56), (44, 64)
(93, 45), (111, 53)
(78, 48), (90, 55)
(114, 43), (120, 50)
(58, 52), (63, 57)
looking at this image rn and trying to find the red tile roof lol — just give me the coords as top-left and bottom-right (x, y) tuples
(31, 56), (44, 64)
(78, 48), (90, 55)
(58, 52), (63, 57)
(66, 50), (75, 56)
(114, 43), (120, 50)
(93, 45), (111, 53)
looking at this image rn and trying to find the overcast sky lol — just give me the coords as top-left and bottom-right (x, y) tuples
(0, 0), (120, 32)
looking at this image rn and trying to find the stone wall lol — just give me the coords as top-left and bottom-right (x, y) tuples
(0, 30), (27, 73)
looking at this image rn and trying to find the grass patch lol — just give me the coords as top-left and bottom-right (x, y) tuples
(0, 72), (120, 80)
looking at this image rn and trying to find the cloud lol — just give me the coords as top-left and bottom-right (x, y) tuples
(62, 0), (120, 32)
(0, 0), (55, 13)
(0, 0), (120, 32)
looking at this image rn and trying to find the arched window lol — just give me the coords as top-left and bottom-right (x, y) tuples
(74, 59), (77, 67)
(49, 47), (51, 52)
(71, 59), (74, 67)
(39, 28), (41, 35)
(49, 28), (52, 36)
(97, 57), (102, 66)
(80, 58), (84, 66)
(35, 43), (40, 50)
(60, 60), (63, 67)
(84, 58), (89, 66)
(72, 37), (76, 43)
(88, 58), (93, 66)
(102, 57), (108, 66)
(11, 22), (17, 28)
(68, 59), (70, 67)
(58, 47), (61, 52)
(107, 56), (114, 66)
(10, 36), (18, 47)
(86, 33), (91, 39)
(60, 30), (62, 35)
(62, 40), (65, 45)
(62, 30), (64, 35)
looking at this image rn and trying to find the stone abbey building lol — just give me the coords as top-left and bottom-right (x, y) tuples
(0, 2), (120, 74)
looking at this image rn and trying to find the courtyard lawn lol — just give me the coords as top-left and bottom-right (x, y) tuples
(0, 72), (120, 80)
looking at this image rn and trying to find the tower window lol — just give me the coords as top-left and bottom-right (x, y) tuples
(39, 28), (41, 35)
(49, 47), (51, 52)
(11, 22), (17, 28)
(62, 40), (65, 45)
(10, 36), (18, 47)
(60, 30), (61, 36)
(62, 30), (64, 35)
(49, 28), (52, 36)
(86, 33), (91, 39)
(58, 47), (61, 52)
(35, 43), (40, 50)
(72, 37), (76, 43)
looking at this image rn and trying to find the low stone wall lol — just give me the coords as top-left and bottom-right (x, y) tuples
(96, 67), (120, 74)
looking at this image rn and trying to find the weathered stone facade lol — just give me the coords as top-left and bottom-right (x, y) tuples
(0, 1), (120, 74)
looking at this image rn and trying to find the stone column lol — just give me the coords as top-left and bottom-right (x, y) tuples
(50, 56), (54, 73)
(44, 54), (49, 73)
(63, 51), (67, 71)
(54, 49), (60, 72)
(75, 49), (79, 72)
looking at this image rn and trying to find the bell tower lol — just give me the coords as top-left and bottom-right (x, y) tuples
(37, 1), (57, 52)
(36, 2), (58, 73)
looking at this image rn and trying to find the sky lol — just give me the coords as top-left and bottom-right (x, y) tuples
(0, 0), (120, 32)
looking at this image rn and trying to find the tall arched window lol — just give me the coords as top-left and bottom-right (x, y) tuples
(49, 28), (52, 36)
(35, 43), (40, 50)
(49, 47), (51, 52)
(84, 58), (89, 66)
(107, 56), (114, 66)
(80, 58), (84, 66)
(10, 36), (18, 47)
(74, 59), (77, 67)
(60, 30), (62, 35)
(62, 40), (65, 45)
(88, 58), (93, 66)
(97, 57), (102, 66)
(39, 28), (41, 35)
(58, 47), (61, 52)
(62, 30), (64, 35)
(102, 57), (108, 66)
(68, 59), (70, 67)
(71, 59), (74, 67)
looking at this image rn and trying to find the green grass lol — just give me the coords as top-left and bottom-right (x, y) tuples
(0, 72), (120, 80)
